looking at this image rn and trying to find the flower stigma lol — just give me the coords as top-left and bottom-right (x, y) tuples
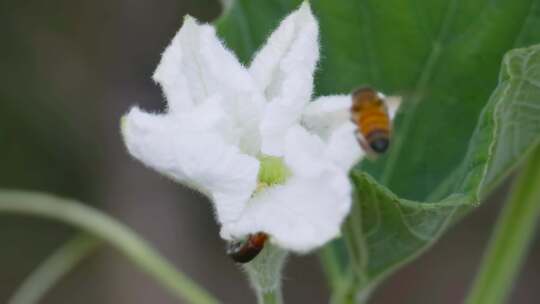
(255, 156), (291, 193)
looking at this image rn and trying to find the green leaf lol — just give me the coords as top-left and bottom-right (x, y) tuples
(351, 43), (540, 284)
(217, 0), (540, 299)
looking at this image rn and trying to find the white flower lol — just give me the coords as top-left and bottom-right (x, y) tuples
(121, 3), (396, 252)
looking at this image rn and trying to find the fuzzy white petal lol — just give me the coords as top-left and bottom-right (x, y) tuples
(222, 174), (351, 252)
(153, 18), (259, 108)
(301, 96), (364, 169)
(122, 106), (259, 224)
(301, 95), (351, 139)
(153, 17), (263, 154)
(262, 2), (319, 102)
(153, 17), (201, 112)
(284, 124), (361, 180)
(220, 125), (353, 252)
(283, 125), (328, 178)
(249, 3), (304, 91)
(254, 3), (320, 155)
(198, 24), (265, 154)
(257, 101), (304, 156)
(198, 26), (256, 97)
(324, 122), (364, 171)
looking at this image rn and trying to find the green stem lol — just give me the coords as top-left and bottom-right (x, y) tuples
(465, 146), (540, 304)
(0, 190), (219, 304)
(244, 245), (287, 304)
(319, 244), (359, 304)
(318, 245), (344, 292)
(259, 289), (283, 304)
(8, 234), (101, 304)
(339, 194), (370, 304)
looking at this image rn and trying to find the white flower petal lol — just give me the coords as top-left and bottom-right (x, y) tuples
(249, 4), (298, 91)
(255, 3), (320, 155)
(153, 17), (264, 154)
(153, 17), (200, 112)
(249, 3), (318, 100)
(283, 125), (327, 178)
(198, 26), (257, 98)
(324, 122), (364, 171)
(301, 96), (363, 169)
(258, 101), (304, 156)
(220, 125), (354, 252)
(121, 106), (259, 224)
(284, 123), (361, 180)
(222, 175), (351, 252)
(153, 17), (261, 113)
(301, 95), (351, 139)
(198, 25), (265, 154)
(171, 95), (246, 147)
(228, 99), (262, 155)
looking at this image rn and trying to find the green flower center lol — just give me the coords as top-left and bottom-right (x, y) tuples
(256, 155), (291, 192)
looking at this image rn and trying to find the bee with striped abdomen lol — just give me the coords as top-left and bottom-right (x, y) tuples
(226, 232), (268, 263)
(350, 87), (394, 157)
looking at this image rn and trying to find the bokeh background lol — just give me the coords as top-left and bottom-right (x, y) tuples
(0, 0), (538, 303)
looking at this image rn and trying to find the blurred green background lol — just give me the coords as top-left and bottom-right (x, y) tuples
(0, 0), (538, 303)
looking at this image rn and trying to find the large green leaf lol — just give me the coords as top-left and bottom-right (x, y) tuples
(217, 0), (540, 299)
(347, 43), (540, 282)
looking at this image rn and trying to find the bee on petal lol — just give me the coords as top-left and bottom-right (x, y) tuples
(227, 232), (268, 263)
(350, 87), (397, 157)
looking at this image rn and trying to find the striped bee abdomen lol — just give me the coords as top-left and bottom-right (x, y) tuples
(351, 87), (392, 155)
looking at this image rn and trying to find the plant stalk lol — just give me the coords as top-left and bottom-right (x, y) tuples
(0, 191), (219, 304)
(8, 234), (101, 304)
(465, 145), (540, 304)
(259, 289), (283, 304)
(244, 245), (287, 304)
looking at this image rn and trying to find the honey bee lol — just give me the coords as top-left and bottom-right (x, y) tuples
(350, 87), (395, 157)
(227, 232), (268, 263)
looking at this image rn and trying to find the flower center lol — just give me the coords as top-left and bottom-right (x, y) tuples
(256, 155), (291, 192)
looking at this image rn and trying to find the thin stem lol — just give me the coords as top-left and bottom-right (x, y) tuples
(339, 196), (370, 304)
(319, 244), (360, 304)
(8, 234), (101, 304)
(0, 190), (219, 304)
(318, 245), (344, 292)
(244, 245), (287, 304)
(465, 145), (540, 304)
(259, 289), (283, 304)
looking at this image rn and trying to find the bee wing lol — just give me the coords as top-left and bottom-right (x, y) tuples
(386, 96), (402, 120)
